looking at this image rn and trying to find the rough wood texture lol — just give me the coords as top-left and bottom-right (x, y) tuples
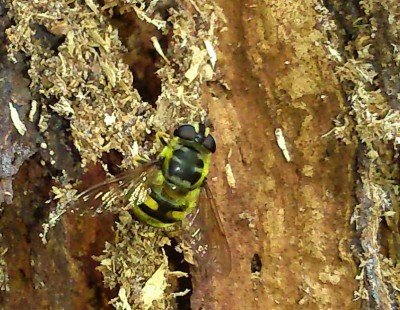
(1, 0), (399, 309)
(199, 1), (359, 308)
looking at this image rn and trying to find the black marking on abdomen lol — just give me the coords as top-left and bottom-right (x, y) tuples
(138, 200), (180, 224)
(137, 187), (186, 223)
(150, 189), (183, 211)
(168, 147), (203, 186)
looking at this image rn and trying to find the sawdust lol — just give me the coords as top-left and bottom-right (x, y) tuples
(5, 0), (226, 308)
(316, 0), (400, 307)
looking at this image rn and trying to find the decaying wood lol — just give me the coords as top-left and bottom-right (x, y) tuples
(0, 0), (399, 309)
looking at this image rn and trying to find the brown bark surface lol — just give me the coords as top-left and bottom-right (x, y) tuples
(1, 0), (399, 310)
(200, 1), (359, 309)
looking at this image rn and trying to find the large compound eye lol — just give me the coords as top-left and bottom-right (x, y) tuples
(203, 135), (216, 153)
(174, 125), (196, 140)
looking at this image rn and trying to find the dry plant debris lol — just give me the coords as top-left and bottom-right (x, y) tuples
(93, 212), (172, 310)
(0, 233), (9, 292)
(5, 0), (225, 308)
(8, 102), (27, 136)
(274, 127), (292, 162)
(316, 1), (400, 308)
(0, 2), (37, 207)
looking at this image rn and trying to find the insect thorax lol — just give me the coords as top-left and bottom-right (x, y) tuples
(162, 142), (209, 191)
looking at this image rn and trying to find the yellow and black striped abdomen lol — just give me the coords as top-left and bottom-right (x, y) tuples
(131, 171), (201, 228)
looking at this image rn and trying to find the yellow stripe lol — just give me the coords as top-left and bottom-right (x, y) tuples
(170, 210), (185, 221)
(144, 195), (159, 210)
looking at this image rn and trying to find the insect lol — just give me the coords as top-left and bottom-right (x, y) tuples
(74, 123), (231, 274)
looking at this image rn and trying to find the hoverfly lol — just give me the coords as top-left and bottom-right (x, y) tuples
(73, 123), (231, 274)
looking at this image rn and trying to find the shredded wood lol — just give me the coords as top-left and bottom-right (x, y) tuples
(5, 0), (226, 308)
(275, 128), (291, 162)
(9, 102), (26, 136)
(316, 1), (400, 307)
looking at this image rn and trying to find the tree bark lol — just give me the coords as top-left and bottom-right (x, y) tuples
(1, 0), (399, 310)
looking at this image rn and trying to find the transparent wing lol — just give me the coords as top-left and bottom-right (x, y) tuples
(71, 161), (159, 215)
(184, 181), (231, 276)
